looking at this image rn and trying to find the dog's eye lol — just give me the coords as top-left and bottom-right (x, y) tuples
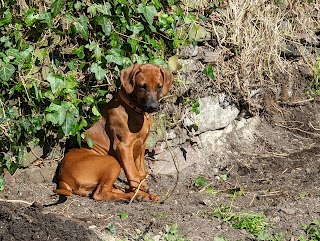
(139, 84), (147, 91)
(157, 85), (163, 91)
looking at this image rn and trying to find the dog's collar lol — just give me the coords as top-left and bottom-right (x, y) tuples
(119, 88), (144, 114)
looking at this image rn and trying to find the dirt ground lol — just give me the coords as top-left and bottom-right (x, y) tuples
(0, 101), (319, 241)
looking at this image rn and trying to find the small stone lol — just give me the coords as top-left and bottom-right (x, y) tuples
(272, 216), (281, 223)
(202, 199), (212, 206)
(153, 235), (161, 241)
(281, 208), (296, 215)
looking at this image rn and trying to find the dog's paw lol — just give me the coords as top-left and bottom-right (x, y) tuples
(149, 194), (158, 202)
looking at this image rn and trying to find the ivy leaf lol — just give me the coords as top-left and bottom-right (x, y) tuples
(90, 63), (106, 81)
(127, 22), (144, 36)
(83, 96), (94, 105)
(0, 10), (12, 26)
(51, 0), (65, 17)
(24, 9), (39, 27)
(105, 49), (124, 65)
(92, 105), (101, 116)
(150, 58), (168, 68)
(137, 4), (158, 26)
(45, 102), (69, 126)
(39, 12), (53, 28)
(6, 49), (23, 66)
(75, 16), (89, 40)
(97, 16), (112, 36)
(86, 134), (94, 148)
(93, 3), (112, 15)
(0, 61), (15, 83)
(47, 74), (63, 95)
(85, 42), (102, 61)
(72, 46), (85, 59)
(62, 103), (79, 136)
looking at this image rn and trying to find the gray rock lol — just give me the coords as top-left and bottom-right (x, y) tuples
(22, 165), (57, 183)
(21, 142), (43, 167)
(151, 145), (204, 175)
(151, 117), (259, 175)
(183, 95), (240, 133)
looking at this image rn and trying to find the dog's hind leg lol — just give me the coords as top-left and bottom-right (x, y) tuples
(54, 181), (73, 196)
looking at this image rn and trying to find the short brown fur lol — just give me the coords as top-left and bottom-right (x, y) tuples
(54, 64), (173, 201)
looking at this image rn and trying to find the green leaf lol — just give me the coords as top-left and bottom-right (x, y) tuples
(90, 3), (112, 16)
(39, 12), (53, 28)
(0, 10), (12, 26)
(92, 105), (101, 116)
(86, 134), (94, 148)
(45, 102), (69, 126)
(220, 174), (228, 181)
(106, 223), (116, 234)
(132, 54), (149, 64)
(6, 49), (23, 66)
(105, 49), (124, 65)
(127, 22), (144, 36)
(206, 186), (218, 195)
(90, 63), (106, 81)
(25, 9), (39, 27)
(47, 74), (63, 95)
(97, 16), (112, 36)
(191, 101), (200, 115)
(150, 58), (168, 68)
(83, 96), (95, 105)
(75, 16), (89, 40)
(203, 64), (215, 79)
(194, 176), (207, 189)
(72, 46), (85, 59)
(137, 4), (158, 26)
(85, 42), (102, 61)
(62, 103), (79, 136)
(78, 118), (88, 130)
(0, 175), (5, 190)
(0, 61), (16, 82)
(51, 0), (65, 17)
(118, 212), (128, 220)
(74, 1), (82, 11)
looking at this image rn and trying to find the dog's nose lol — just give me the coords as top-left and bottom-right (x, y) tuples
(143, 102), (159, 113)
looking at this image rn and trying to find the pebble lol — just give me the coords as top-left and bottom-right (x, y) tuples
(281, 207), (296, 215)
(272, 216), (281, 223)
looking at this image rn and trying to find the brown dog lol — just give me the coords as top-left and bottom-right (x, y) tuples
(54, 64), (173, 201)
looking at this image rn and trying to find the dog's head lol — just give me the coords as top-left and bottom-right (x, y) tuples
(120, 64), (173, 113)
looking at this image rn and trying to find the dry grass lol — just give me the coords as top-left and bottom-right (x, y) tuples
(204, 0), (320, 112)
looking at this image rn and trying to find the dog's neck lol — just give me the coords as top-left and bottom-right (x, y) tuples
(119, 88), (144, 114)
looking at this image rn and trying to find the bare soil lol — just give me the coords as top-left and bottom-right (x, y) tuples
(0, 101), (319, 241)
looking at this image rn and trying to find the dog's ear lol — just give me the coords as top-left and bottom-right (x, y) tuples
(160, 67), (174, 95)
(120, 64), (140, 94)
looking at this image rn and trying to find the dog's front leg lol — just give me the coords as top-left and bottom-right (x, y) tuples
(116, 144), (146, 191)
(135, 143), (147, 180)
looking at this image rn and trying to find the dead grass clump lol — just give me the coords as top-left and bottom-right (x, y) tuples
(208, 0), (319, 113)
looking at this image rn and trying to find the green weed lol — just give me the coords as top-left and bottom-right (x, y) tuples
(307, 55), (320, 98)
(163, 224), (191, 241)
(212, 205), (268, 239)
(299, 220), (320, 241)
